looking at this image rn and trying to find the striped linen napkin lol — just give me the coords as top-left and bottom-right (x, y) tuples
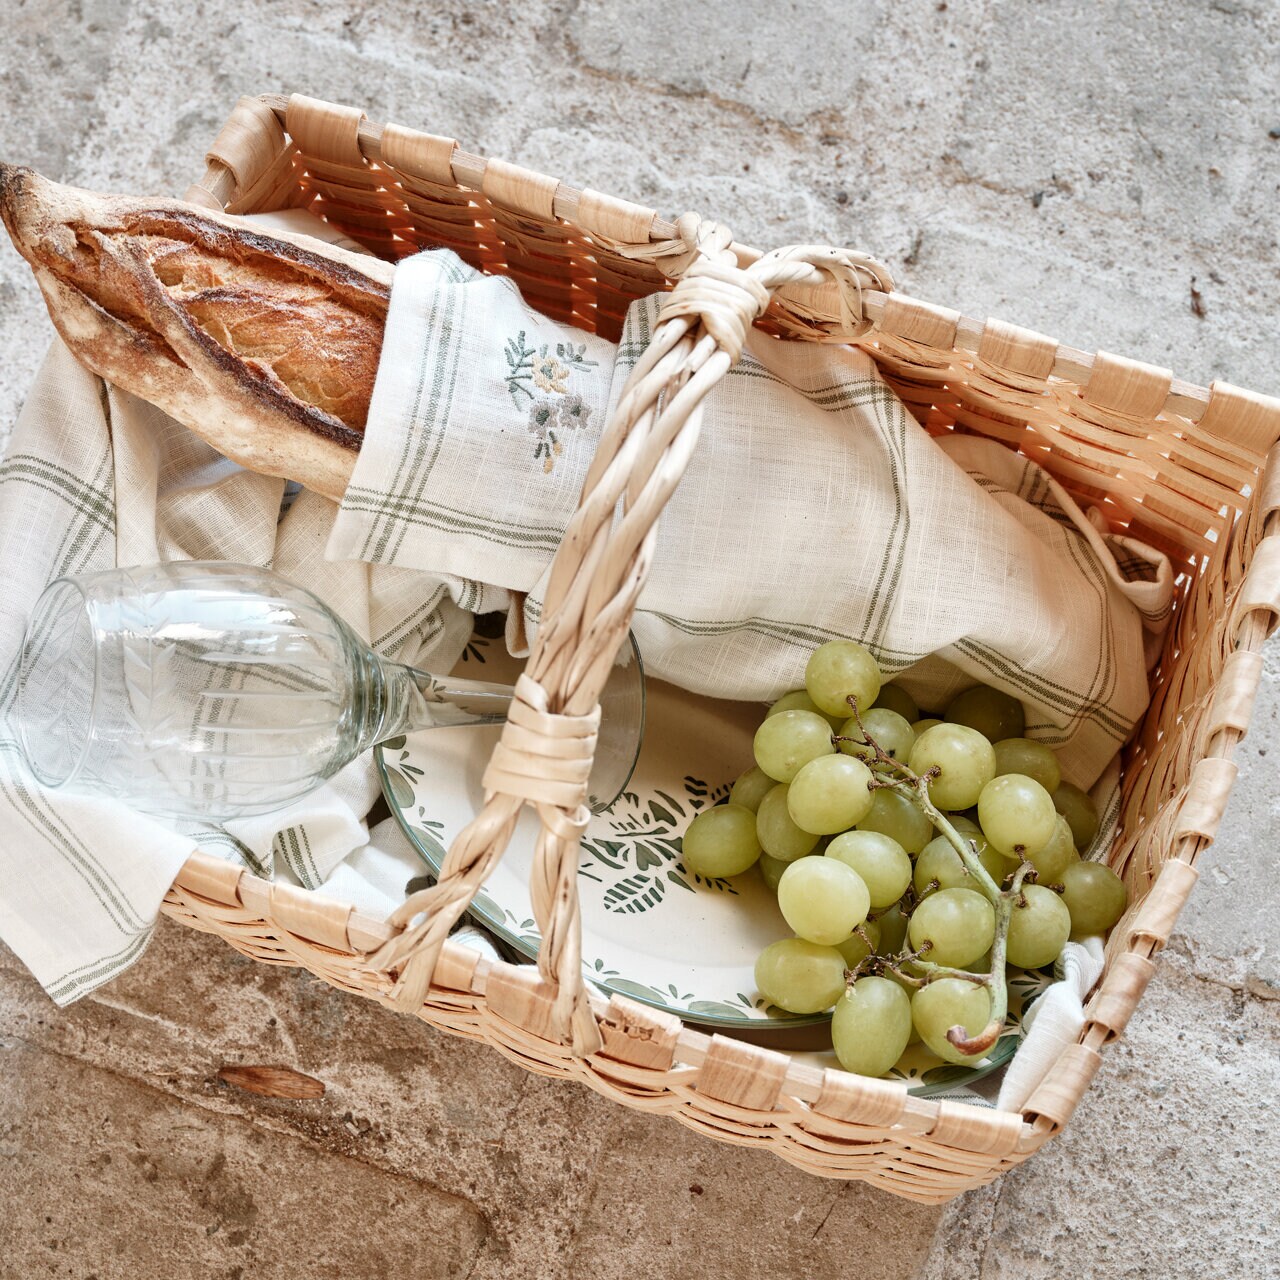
(0, 336), (474, 1001)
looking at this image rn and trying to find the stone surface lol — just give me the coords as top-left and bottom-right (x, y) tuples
(0, 924), (942, 1280)
(0, 1039), (488, 1280)
(1, 0), (1279, 1276)
(917, 949), (1280, 1280)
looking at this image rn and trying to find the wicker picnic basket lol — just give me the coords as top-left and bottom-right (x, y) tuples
(160, 92), (1280, 1203)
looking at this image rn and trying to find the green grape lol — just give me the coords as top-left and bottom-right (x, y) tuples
(945, 684), (1025, 743)
(754, 938), (847, 1014)
(765, 688), (843, 731)
(978, 773), (1058, 856)
(907, 888), (995, 968)
(837, 708), (916, 764)
(753, 709), (836, 783)
(730, 765), (778, 813)
(1026, 815), (1076, 884)
(1006, 884), (1072, 968)
(826, 830), (912, 909)
(875, 903), (909, 957)
(913, 833), (1009, 897)
(777, 856), (871, 945)
(756, 785), (821, 861)
(786, 754), (875, 834)
(1060, 862), (1128, 936)
(858, 788), (934, 855)
(907, 723), (997, 811)
(805, 639), (883, 719)
(1053, 781), (1101, 851)
(681, 804), (761, 878)
(758, 852), (789, 892)
(872, 683), (919, 724)
(992, 738), (1062, 794)
(912, 979), (993, 1065)
(832, 977), (913, 1077)
(836, 918), (881, 968)
(913, 717), (943, 735)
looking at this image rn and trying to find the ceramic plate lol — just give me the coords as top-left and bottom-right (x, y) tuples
(377, 626), (1047, 1093)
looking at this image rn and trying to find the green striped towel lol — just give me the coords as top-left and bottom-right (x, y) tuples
(329, 249), (1173, 789)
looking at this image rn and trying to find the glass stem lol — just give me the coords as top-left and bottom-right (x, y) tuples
(352, 650), (514, 752)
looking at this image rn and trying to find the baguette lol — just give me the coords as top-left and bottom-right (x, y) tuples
(0, 165), (393, 500)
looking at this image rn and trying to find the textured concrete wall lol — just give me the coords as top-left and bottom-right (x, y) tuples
(1, 2), (1278, 1277)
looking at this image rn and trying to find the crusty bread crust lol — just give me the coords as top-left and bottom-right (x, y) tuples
(0, 165), (394, 500)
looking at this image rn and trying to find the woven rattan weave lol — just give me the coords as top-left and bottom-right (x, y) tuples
(159, 93), (1280, 1201)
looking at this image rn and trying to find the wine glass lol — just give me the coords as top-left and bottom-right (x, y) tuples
(16, 561), (644, 822)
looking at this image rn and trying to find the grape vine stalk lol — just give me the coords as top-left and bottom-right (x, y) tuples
(837, 697), (1039, 1056)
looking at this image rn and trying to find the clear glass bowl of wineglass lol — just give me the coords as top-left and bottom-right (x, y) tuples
(17, 561), (643, 822)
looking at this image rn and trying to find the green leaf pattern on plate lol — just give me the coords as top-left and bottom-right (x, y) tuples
(577, 779), (740, 913)
(688, 999), (753, 1019)
(384, 765), (416, 810)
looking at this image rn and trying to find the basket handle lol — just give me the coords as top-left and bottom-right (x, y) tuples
(369, 218), (894, 1054)
(183, 91), (897, 1054)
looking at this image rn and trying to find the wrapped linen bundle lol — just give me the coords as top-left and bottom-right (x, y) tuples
(330, 250), (1172, 789)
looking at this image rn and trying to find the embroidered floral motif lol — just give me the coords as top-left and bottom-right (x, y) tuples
(527, 402), (563, 472)
(531, 353), (570, 394)
(503, 330), (598, 473)
(559, 394), (592, 430)
(528, 401), (558, 440)
(525, 399), (596, 472)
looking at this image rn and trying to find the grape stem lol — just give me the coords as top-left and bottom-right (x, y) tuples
(842, 695), (1028, 1058)
(907, 956), (988, 984)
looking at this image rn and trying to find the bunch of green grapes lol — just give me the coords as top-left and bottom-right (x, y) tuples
(680, 639), (1130, 1079)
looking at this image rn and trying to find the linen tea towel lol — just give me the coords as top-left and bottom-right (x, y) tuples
(330, 249), (1174, 789)
(0, 338), (472, 1004)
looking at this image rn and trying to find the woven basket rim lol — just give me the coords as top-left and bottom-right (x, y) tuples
(154, 89), (1280, 1199)
(186, 94), (1280, 427)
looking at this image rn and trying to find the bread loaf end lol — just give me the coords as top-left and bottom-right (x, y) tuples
(0, 164), (394, 500)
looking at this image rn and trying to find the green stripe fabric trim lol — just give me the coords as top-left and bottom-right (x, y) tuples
(342, 491), (567, 553)
(0, 454), (114, 532)
(530, 596), (930, 669)
(386, 286), (467, 565)
(858, 395), (913, 645)
(0, 739), (149, 933)
(298, 826), (320, 889)
(360, 269), (467, 565)
(344, 489), (566, 540)
(46, 929), (153, 1003)
(195, 829), (268, 876)
(274, 825), (322, 890)
(372, 584), (450, 653)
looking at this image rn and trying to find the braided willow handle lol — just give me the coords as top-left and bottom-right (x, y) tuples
(368, 216), (895, 1054)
